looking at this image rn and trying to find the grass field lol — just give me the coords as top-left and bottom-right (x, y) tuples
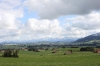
(0, 48), (100, 66)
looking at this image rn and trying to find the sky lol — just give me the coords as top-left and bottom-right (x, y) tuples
(0, 0), (100, 43)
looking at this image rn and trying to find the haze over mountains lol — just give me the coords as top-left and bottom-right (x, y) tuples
(0, 37), (76, 44)
(0, 32), (100, 45)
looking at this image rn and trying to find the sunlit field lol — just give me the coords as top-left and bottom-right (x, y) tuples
(0, 48), (100, 66)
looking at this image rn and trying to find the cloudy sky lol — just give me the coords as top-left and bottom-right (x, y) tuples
(0, 0), (100, 43)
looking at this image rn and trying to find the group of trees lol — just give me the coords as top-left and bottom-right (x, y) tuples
(2, 49), (19, 58)
(28, 48), (40, 52)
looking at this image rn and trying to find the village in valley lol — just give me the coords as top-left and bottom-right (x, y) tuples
(0, 39), (100, 57)
(0, 34), (100, 66)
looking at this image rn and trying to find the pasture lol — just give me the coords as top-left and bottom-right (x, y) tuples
(0, 48), (100, 66)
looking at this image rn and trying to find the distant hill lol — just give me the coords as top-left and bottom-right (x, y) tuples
(74, 32), (100, 42)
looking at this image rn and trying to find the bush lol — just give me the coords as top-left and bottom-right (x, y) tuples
(71, 46), (79, 48)
(80, 48), (87, 51)
(80, 47), (94, 51)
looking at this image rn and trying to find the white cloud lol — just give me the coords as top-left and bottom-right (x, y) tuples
(0, 18), (67, 42)
(0, 0), (23, 29)
(25, 18), (65, 38)
(64, 12), (100, 38)
(0, 0), (22, 10)
(1, 14), (100, 42)
(24, 0), (100, 19)
(0, 9), (23, 29)
(66, 12), (100, 30)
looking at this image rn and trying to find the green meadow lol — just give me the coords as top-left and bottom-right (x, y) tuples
(0, 48), (100, 66)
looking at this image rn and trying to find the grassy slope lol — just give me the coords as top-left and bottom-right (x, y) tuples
(0, 48), (100, 66)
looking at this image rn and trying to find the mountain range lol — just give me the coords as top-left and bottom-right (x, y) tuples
(74, 32), (100, 42)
